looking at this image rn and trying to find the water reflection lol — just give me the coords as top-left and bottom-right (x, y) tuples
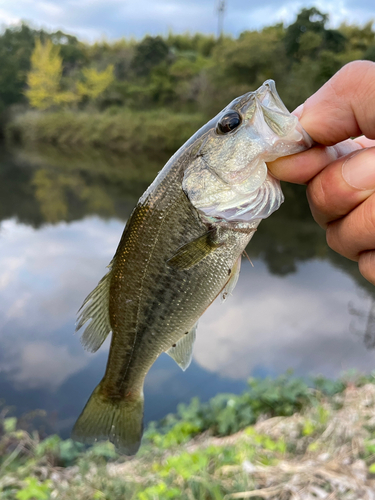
(0, 146), (167, 226)
(0, 145), (374, 437)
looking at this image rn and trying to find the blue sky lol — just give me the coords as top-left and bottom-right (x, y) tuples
(0, 0), (374, 42)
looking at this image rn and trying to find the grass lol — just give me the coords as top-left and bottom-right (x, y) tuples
(2, 373), (375, 499)
(5, 108), (206, 154)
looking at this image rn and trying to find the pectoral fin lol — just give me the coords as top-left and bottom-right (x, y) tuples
(222, 256), (241, 302)
(166, 323), (197, 371)
(167, 230), (221, 270)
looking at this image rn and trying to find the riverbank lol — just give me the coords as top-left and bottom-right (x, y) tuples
(5, 108), (206, 154)
(2, 374), (375, 499)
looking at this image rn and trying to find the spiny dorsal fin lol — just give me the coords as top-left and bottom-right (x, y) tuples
(166, 323), (197, 371)
(222, 256), (241, 302)
(76, 262), (113, 353)
(167, 230), (220, 270)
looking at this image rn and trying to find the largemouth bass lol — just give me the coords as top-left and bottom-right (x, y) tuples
(72, 80), (311, 455)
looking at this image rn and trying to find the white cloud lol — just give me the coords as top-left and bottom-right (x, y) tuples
(0, 0), (373, 41)
(0, 7), (20, 26)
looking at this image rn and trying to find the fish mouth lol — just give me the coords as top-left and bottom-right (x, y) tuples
(245, 79), (313, 153)
(254, 80), (290, 115)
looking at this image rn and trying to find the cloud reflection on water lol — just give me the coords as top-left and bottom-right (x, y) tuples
(196, 260), (375, 380)
(0, 217), (120, 390)
(0, 215), (374, 410)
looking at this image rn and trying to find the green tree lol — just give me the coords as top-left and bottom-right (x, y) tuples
(77, 65), (115, 100)
(26, 38), (76, 110)
(0, 24), (37, 111)
(131, 35), (169, 77)
(50, 30), (88, 70)
(284, 7), (346, 60)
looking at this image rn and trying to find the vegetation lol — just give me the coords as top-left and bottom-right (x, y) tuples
(1, 8), (375, 149)
(2, 373), (375, 499)
(1, 11), (375, 498)
(6, 108), (205, 153)
(25, 39), (77, 110)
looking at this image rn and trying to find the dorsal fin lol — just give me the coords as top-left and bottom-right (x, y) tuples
(166, 323), (197, 371)
(76, 262), (113, 353)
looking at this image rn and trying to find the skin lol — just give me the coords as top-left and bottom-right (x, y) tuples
(267, 60), (375, 285)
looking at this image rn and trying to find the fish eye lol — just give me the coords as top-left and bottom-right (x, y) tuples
(216, 111), (242, 134)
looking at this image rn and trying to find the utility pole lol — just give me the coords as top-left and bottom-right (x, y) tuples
(217, 0), (225, 40)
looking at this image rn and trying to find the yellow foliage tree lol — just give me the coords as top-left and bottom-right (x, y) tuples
(77, 65), (114, 100)
(26, 38), (77, 110)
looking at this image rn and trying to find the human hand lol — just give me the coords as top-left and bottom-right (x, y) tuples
(268, 60), (375, 285)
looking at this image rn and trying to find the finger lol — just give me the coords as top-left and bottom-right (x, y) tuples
(299, 60), (375, 145)
(326, 192), (375, 261)
(306, 147), (375, 228)
(354, 136), (375, 148)
(267, 139), (362, 184)
(358, 251), (375, 286)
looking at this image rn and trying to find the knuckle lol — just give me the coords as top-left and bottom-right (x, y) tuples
(325, 196), (375, 261)
(337, 62), (375, 118)
(359, 198), (375, 238)
(307, 175), (330, 217)
(359, 252), (375, 286)
(336, 61), (373, 88)
(326, 221), (356, 260)
(325, 223), (340, 254)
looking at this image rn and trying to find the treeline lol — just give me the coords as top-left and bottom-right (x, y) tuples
(1, 7), (375, 119)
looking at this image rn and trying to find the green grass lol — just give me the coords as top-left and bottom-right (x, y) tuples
(2, 372), (375, 499)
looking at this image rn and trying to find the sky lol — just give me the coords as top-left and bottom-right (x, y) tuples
(0, 0), (374, 42)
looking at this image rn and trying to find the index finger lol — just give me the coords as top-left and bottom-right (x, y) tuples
(268, 60), (375, 185)
(268, 139), (362, 185)
(300, 60), (375, 145)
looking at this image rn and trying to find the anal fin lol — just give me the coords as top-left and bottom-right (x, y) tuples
(166, 323), (197, 371)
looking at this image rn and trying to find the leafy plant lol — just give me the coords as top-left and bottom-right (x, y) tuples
(15, 477), (52, 500)
(138, 481), (181, 500)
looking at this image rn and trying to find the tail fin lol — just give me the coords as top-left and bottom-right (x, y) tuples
(72, 383), (144, 455)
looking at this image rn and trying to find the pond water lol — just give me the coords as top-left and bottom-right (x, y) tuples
(0, 144), (375, 438)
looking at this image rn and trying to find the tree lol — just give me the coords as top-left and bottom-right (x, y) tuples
(131, 36), (169, 77)
(76, 65), (114, 100)
(26, 38), (76, 110)
(0, 24), (37, 111)
(284, 8), (346, 60)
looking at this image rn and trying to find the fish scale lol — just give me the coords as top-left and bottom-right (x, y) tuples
(72, 80), (312, 455)
(107, 185), (243, 391)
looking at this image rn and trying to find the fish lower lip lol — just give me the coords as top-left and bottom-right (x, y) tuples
(295, 122), (314, 150)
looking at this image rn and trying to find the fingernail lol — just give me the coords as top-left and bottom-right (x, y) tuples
(342, 147), (375, 190)
(292, 103), (304, 118)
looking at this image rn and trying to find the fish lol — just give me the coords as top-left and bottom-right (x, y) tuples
(72, 80), (312, 455)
